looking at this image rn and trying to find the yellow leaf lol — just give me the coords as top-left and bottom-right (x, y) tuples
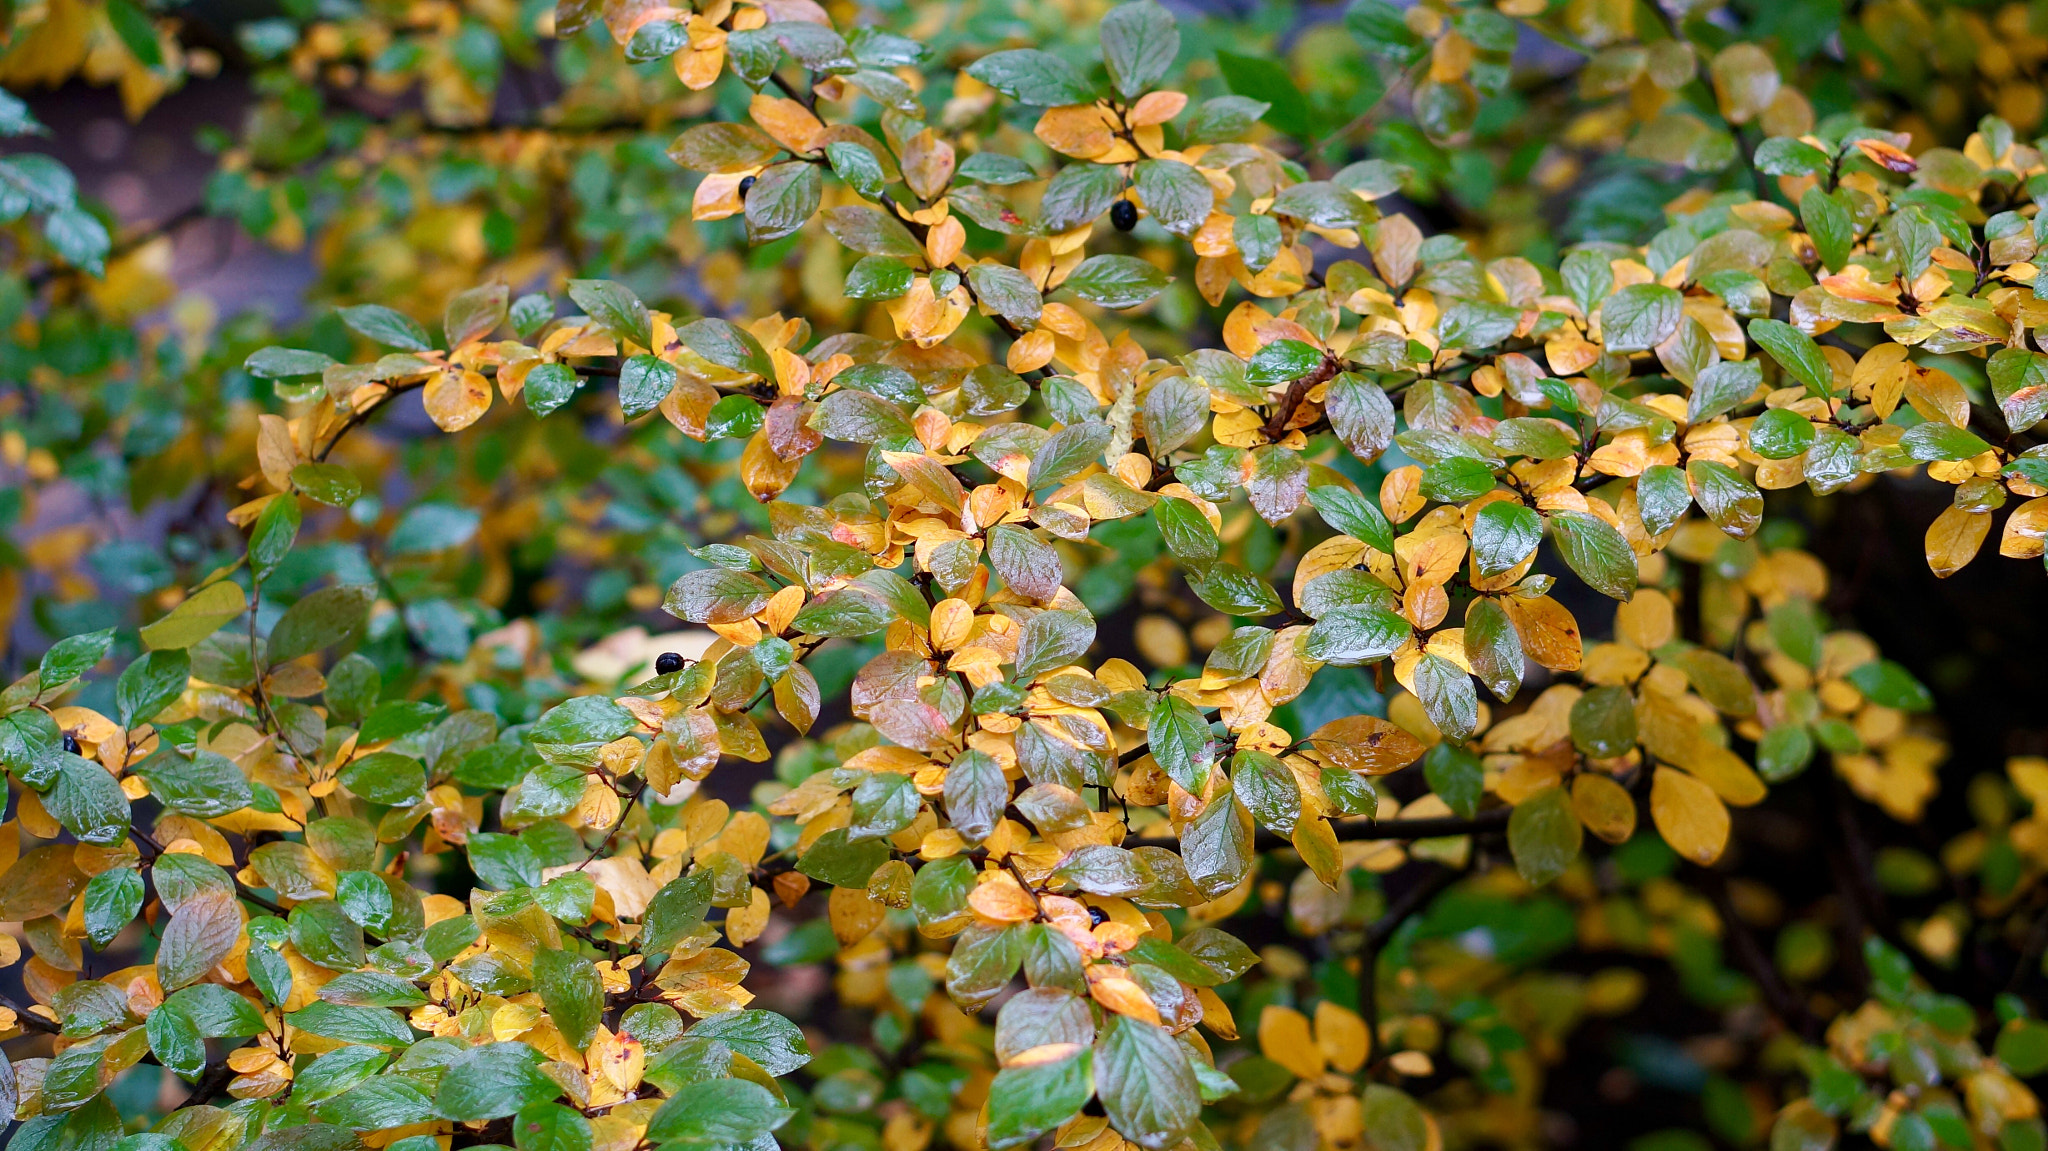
(1650, 767), (1729, 865)
(1292, 817), (1343, 889)
(423, 368), (493, 432)
(1925, 505), (1990, 578)
(1571, 773), (1637, 844)
(1033, 105), (1118, 158)
(1314, 1001), (1369, 1073)
(1258, 1005), (1325, 1080)
(748, 93), (824, 153)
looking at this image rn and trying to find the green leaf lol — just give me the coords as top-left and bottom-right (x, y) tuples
(1186, 562), (1284, 617)
(1308, 483), (1393, 552)
(645, 1078), (794, 1146)
(1436, 299), (1521, 350)
(1063, 255), (1171, 309)
(1324, 373), (1396, 463)
(1748, 408), (1816, 459)
(1749, 318), (1834, 399)
(1901, 421), (1992, 462)
(791, 585), (897, 638)
(249, 493), (301, 582)
(1689, 360), (1762, 424)
(1463, 596), (1524, 703)
(293, 1047), (388, 1105)
(291, 463), (362, 508)
(1147, 694), (1214, 794)
(1687, 458), (1764, 539)
(1753, 136), (1832, 177)
(1987, 347), (2048, 435)
(1246, 339), (1323, 385)
(267, 585), (374, 664)
(156, 890), (242, 990)
(1093, 1016), (1200, 1150)
(1041, 163), (1122, 232)
(1420, 456), (1496, 504)
(433, 1042), (559, 1120)
(1304, 604), (1410, 666)
(47, 753), (131, 846)
(82, 867), (142, 950)
(958, 152), (1038, 184)
(665, 569), (774, 625)
(339, 304), (432, 351)
(147, 1003), (205, 1080)
(38, 628), (113, 691)
(133, 745), (254, 817)
(1362, 1085), (1430, 1151)
(389, 502), (480, 555)
(964, 263), (1044, 328)
(798, 828), (891, 888)
(618, 354), (676, 421)
(524, 362), (582, 417)
(318, 1079), (436, 1131)
(338, 750), (427, 807)
(1014, 609), (1097, 680)
(849, 770), (920, 840)
(686, 1010), (812, 1075)
(678, 317), (775, 380)
(1413, 652), (1478, 742)
(1101, 0), (1178, 99)
(1847, 660), (1933, 712)
(1508, 787), (1581, 886)
(965, 49), (1092, 105)
(1548, 511), (1638, 600)
(846, 255), (914, 300)
(989, 524), (1064, 603)
(245, 347), (338, 379)
(1470, 500), (1543, 577)
(944, 751), (1007, 845)
(45, 208), (109, 274)
(1030, 421), (1114, 489)
(566, 279), (653, 351)
(1600, 283), (1684, 354)
(1185, 95), (1269, 144)
(1215, 50), (1312, 138)
(1635, 464), (1692, 537)
(1156, 496), (1221, 562)
(140, 580), (246, 651)
(1132, 158), (1209, 237)
(534, 949), (604, 1049)
(810, 387), (916, 445)
(824, 141), (886, 198)
(1756, 724), (1814, 783)
(1142, 374), (1209, 458)
(987, 1050), (1094, 1148)
(743, 160), (823, 243)
(515, 1103), (593, 1151)
(1234, 213), (1281, 271)
(1569, 685), (1638, 758)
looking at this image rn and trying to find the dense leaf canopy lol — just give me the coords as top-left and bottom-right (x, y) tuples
(5, 0), (2048, 1149)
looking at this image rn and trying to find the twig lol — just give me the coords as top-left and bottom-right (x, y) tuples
(173, 1051), (248, 1111)
(2, 993), (60, 1036)
(1135, 807), (1510, 850)
(578, 786), (645, 871)
(1691, 865), (1822, 1040)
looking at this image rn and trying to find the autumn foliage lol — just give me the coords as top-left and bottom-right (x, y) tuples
(7, 0), (2048, 1149)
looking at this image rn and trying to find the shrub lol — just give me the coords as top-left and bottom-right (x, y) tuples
(5, 1), (2048, 1149)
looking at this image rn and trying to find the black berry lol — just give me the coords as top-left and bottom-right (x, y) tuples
(738, 175), (757, 198)
(1110, 199), (1138, 231)
(62, 733), (80, 755)
(655, 652), (685, 674)
(1087, 905), (1109, 927)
